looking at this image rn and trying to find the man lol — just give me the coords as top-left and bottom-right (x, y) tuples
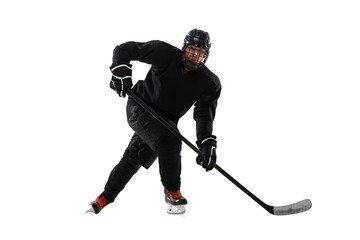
(87, 29), (221, 214)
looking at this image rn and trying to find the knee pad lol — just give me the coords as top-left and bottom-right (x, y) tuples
(126, 135), (157, 169)
(121, 149), (142, 172)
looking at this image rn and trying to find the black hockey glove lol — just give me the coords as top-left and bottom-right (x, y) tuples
(196, 135), (217, 171)
(109, 63), (133, 98)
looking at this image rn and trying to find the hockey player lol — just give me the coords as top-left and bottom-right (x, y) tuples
(87, 29), (221, 214)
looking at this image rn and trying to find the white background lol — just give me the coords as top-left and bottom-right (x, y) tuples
(1, 0), (359, 239)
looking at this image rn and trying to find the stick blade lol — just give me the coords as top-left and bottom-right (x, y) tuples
(273, 199), (312, 216)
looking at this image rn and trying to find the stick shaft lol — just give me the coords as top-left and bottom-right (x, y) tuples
(213, 164), (273, 214)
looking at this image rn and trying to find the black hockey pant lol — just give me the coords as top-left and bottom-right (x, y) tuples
(103, 97), (182, 202)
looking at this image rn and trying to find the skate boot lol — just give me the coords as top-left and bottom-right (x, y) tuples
(164, 189), (187, 214)
(85, 192), (110, 214)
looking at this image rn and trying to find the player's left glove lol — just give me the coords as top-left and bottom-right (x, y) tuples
(196, 135), (217, 171)
(109, 63), (133, 97)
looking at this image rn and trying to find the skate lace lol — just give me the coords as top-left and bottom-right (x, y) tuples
(168, 190), (183, 199)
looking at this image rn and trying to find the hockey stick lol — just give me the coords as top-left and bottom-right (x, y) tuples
(127, 90), (312, 215)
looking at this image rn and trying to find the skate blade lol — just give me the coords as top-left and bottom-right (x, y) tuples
(84, 205), (95, 214)
(167, 203), (186, 214)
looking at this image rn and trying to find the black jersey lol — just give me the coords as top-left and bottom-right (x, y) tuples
(111, 40), (221, 140)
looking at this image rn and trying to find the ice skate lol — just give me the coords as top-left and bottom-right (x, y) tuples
(164, 189), (187, 214)
(85, 192), (110, 214)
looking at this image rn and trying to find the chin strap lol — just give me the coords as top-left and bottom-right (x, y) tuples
(183, 59), (202, 71)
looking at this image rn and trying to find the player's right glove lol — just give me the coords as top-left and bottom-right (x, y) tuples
(109, 63), (133, 98)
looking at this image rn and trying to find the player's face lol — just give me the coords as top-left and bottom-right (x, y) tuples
(184, 45), (206, 63)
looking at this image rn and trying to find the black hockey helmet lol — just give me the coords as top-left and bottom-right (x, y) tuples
(182, 29), (211, 71)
